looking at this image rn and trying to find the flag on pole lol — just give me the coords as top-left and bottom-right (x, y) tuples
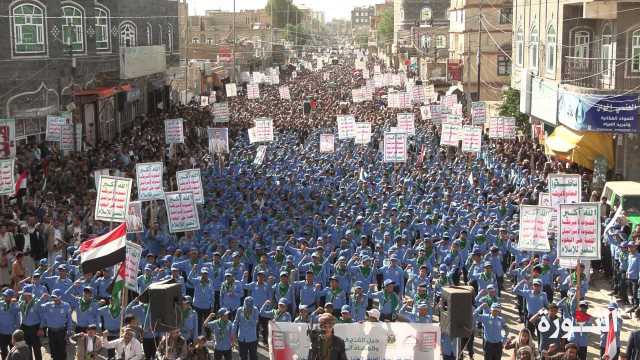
(604, 312), (617, 359)
(109, 262), (126, 317)
(80, 223), (127, 274)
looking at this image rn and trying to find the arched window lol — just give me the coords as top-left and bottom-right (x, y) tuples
(192, 37), (200, 44)
(146, 23), (152, 45)
(12, 2), (46, 54)
(95, 7), (110, 50)
(632, 29), (640, 72)
(167, 24), (174, 53)
(62, 5), (84, 52)
(420, 7), (432, 22)
(120, 21), (136, 47)
(574, 30), (590, 58)
(529, 25), (539, 70)
(420, 35), (431, 49)
(515, 26), (523, 66)
(545, 25), (556, 74)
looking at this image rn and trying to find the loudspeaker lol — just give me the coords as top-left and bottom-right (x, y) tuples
(140, 280), (182, 332)
(439, 286), (474, 338)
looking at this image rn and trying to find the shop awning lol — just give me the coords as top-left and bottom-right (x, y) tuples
(74, 84), (132, 97)
(544, 125), (614, 170)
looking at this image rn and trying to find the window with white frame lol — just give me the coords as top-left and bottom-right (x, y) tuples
(574, 30), (590, 58)
(206, 38), (214, 45)
(146, 23), (152, 45)
(12, 3), (46, 54)
(497, 55), (511, 75)
(420, 7), (432, 22)
(545, 25), (556, 74)
(62, 5), (84, 52)
(167, 24), (173, 52)
(95, 7), (109, 50)
(601, 24), (613, 78)
(120, 22), (136, 47)
(436, 35), (446, 48)
(515, 26), (523, 66)
(192, 37), (200, 44)
(529, 25), (539, 70)
(633, 30), (640, 72)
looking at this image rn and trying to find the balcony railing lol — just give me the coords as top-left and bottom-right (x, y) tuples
(561, 56), (632, 90)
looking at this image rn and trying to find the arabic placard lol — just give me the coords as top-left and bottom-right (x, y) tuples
(0, 158), (14, 195)
(471, 101), (487, 125)
(397, 113), (416, 136)
(384, 132), (407, 162)
(135, 162), (164, 201)
(253, 145), (267, 165)
(320, 134), (335, 153)
(213, 102), (230, 123)
(337, 115), (356, 139)
(461, 125), (482, 153)
(125, 241), (143, 292)
(94, 176), (132, 223)
(164, 118), (184, 144)
(354, 122), (372, 145)
(60, 124), (74, 152)
(247, 83), (260, 99)
(518, 205), (554, 252)
(558, 203), (601, 260)
(279, 86), (291, 100)
(254, 118), (274, 142)
(0, 119), (16, 158)
(226, 83), (237, 97)
(200, 96), (209, 107)
(176, 169), (204, 204)
(548, 174), (582, 207)
(46, 115), (66, 142)
(440, 124), (463, 147)
(165, 191), (200, 233)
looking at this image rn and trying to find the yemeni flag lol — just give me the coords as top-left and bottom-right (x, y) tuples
(109, 263), (126, 317)
(604, 312), (617, 359)
(80, 223), (127, 274)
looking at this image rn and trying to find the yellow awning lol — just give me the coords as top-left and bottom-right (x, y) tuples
(544, 125), (614, 170)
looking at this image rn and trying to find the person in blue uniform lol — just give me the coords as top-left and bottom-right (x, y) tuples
(0, 289), (20, 359)
(18, 285), (44, 360)
(40, 289), (73, 360)
(233, 296), (259, 360)
(474, 303), (507, 360)
(205, 308), (234, 360)
(66, 285), (100, 333)
(180, 296), (198, 343)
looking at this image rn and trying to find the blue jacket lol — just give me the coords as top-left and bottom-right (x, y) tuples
(0, 300), (20, 335)
(41, 300), (73, 334)
(233, 306), (259, 342)
(208, 319), (233, 350)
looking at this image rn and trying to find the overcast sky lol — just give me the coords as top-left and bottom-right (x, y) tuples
(188, 0), (381, 21)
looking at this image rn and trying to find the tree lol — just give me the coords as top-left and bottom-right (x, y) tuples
(377, 8), (394, 45)
(498, 87), (529, 133)
(265, 0), (299, 28)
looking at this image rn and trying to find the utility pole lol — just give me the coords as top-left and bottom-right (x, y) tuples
(232, 0), (236, 82)
(476, 1), (482, 101)
(185, 0), (189, 104)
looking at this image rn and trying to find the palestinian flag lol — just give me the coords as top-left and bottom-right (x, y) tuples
(80, 223), (127, 274)
(109, 263), (126, 317)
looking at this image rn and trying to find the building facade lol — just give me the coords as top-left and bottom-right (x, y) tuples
(352, 6), (374, 28)
(512, 0), (640, 179)
(394, 0), (443, 51)
(0, 0), (179, 146)
(448, 0), (512, 101)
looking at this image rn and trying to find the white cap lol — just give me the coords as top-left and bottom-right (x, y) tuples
(366, 308), (380, 320)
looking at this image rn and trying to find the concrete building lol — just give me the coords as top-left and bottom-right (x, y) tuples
(512, 0), (640, 180)
(448, 0), (512, 101)
(0, 0), (179, 146)
(394, 0), (443, 52)
(352, 6), (374, 28)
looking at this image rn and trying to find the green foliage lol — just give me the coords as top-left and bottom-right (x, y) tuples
(499, 87), (529, 132)
(265, 0), (300, 28)
(377, 8), (394, 45)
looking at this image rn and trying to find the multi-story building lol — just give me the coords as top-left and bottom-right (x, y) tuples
(352, 6), (374, 28)
(0, 0), (179, 146)
(394, 0), (439, 51)
(513, 0), (640, 179)
(448, 0), (512, 101)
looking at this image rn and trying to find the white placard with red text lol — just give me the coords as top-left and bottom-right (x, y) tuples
(165, 191), (200, 233)
(176, 168), (204, 204)
(165, 118), (184, 144)
(397, 113), (415, 136)
(320, 134), (335, 153)
(384, 132), (407, 162)
(461, 125), (482, 153)
(94, 176), (132, 223)
(135, 162), (164, 201)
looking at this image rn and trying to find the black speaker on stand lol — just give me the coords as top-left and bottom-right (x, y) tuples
(439, 286), (474, 338)
(139, 279), (182, 332)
